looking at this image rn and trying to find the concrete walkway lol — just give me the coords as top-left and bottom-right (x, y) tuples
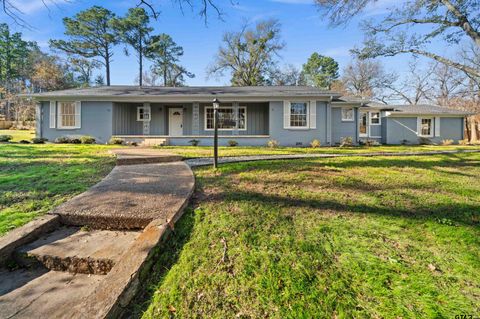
(185, 149), (480, 167)
(0, 149), (195, 319)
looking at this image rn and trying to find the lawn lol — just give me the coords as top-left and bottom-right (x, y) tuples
(0, 144), (116, 236)
(137, 153), (480, 318)
(0, 129), (35, 142)
(157, 144), (480, 158)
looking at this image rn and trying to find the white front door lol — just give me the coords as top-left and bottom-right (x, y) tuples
(169, 108), (183, 136)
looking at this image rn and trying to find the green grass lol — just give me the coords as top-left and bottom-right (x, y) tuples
(0, 144), (116, 236)
(0, 129), (35, 142)
(156, 144), (480, 158)
(138, 153), (480, 318)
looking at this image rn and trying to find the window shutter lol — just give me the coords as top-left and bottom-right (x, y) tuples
(283, 101), (290, 129)
(434, 117), (440, 137)
(49, 101), (56, 128)
(74, 101), (81, 128)
(309, 100), (316, 129)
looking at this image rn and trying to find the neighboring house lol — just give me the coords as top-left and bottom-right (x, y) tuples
(29, 86), (470, 146)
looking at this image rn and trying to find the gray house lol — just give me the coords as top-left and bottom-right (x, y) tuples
(30, 86), (469, 146)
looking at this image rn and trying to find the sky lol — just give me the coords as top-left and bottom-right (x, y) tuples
(5, 0), (453, 86)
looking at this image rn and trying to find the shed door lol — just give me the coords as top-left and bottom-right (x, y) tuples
(169, 108), (183, 136)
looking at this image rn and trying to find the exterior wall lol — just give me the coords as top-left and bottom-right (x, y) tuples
(385, 116), (464, 144)
(331, 107), (358, 145)
(40, 101), (113, 144)
(269, 101), (328, 147)
(168, 137), (270, 146)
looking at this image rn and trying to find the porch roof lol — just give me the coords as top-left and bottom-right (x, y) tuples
(26, 85), (341, 102)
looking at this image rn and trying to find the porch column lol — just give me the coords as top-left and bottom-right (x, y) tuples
(143, 102), (150, 135)
(233, 102), (239, 135)
(192, 102), (200, 135)
(326, 102), (332, 145)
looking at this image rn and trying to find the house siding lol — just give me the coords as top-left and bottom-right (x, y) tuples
(41, 101), (113, 144)
(269, 101), (327, 147)
(331, 107), (357, 144)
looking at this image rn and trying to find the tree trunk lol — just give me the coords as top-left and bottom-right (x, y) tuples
(105, 48), (111, 86)
(139, 34), (143, 86)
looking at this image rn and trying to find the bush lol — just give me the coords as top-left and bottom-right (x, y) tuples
(458, 139), (469, 145)
(0, 135), (13, 142)
(31, 137), (48, 144)
(310, 139), (321, 148)
(418, 137), (433, 145)
(70, 138), (81, 144)
(108, 137), (124, 145)
(267, 139), (279, 148)
(80, 135), (96, 144)
(227, 140), (238, 147)
(359, 139), (381, 147)
(188, 139), (200, 146)
(55, 136), (72, 144)
(401, 139), (409, 145)
(19, 140), (31, 144)
(441, 139), (454, 146)
(339, 136), (353, 147)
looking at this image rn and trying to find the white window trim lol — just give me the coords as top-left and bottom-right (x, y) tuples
(369, 111), (381, 125)
(341, 107), (354, 122)
(418, 117), (434, 137)
(287, 101), (310, 130)
(137, 105), (151, 122)
(204, 106), (247, 131)
(57, 101), (81, 129)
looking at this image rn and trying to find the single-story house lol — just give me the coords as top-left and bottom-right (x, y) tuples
(28, 86), (470, 146)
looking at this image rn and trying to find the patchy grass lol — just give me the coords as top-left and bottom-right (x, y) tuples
(156, 144), (480, 158)
(0, 129), (35, 142)
(139, 153), (480, 318)
(0, 144), (116, 235)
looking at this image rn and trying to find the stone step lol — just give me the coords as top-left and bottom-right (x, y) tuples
(0, 267), (104, 319)
(14, 226), (140, 275)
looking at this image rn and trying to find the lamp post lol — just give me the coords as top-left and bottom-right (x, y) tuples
(213, 98), (220, 168)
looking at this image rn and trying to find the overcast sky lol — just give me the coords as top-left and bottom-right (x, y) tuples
(6, 0), (454, 86)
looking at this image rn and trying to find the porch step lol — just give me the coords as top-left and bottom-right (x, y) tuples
(14, 226), (140, 275)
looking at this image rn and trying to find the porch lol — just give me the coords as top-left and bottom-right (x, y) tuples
(112, 102), (270, 146)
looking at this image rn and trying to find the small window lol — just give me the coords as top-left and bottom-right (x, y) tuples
(205, 106), (246, 130)
(137, 106), (151, 121)
(58, 102), (79, 129)
(290, 102), (308, 127)
(341, 108), (354, 121)
(370, 112), (381, 125)
(420, 118), (433, 137)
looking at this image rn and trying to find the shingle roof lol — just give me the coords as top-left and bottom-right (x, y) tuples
(27, 85), (341, 98)
(367, 103), (471, 115)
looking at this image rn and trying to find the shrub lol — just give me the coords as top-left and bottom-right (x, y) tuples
(359, 139), (381, 147)
(80, 135), (96, 144)
(401, 139), (409, 145)
(310, 139), (321, 148)
(339, 136), (353, 147)
(188, 139), (200, 146)
(441, 139), (454, 146)
(267, 139), (279, 148)
(70, 138), (82, 144)
(458, 139), (469, 145)
(108, 137), (124, 145)
(127, 141), (138, 146)
(227, 140), (238, 147)
(31, 137), (48, 144)
(55, 136), (72, 144)
(418, 137), (433, 145)
(0, 135), (13, 142)
(19, 140), (31, 144)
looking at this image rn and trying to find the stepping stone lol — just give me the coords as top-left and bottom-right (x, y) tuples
(14, 226), (140, 275)
(0, 268), (104, 319)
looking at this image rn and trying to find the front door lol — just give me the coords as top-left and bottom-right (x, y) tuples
(359, 111), (368, 137)
(169, 108), (183, 136)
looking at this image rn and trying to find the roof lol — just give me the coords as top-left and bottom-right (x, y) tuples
(367, 103), (471, 116)
(333, 96), (371, 104)
(26, 85), (341, 100)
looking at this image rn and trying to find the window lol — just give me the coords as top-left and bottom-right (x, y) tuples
(205, 106), (246, 130)
(341, 108), (354, 121)
(137, 106), (151, 121)
(370, 112), (381, 125)
(419, 118), (433, 137)
(58, 102), (80, 129)
(290, 102), (308, 127)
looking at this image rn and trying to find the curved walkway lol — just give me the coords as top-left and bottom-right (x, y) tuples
(185, 149), (480, 167)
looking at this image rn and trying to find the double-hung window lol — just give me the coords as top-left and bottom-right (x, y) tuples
(205, 106), (246, 130)
(290, 102), (308, 128)
(370, 112), (381, 125)
(341, 108), (354, 121)
(137, 106), (151, 121)
(57, 102), (80, 129)
(419, 118), (433, 137)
